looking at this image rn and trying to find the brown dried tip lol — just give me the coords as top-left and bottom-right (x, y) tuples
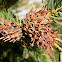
(22, 6), (62, 56)
(0, 18), (23, 43)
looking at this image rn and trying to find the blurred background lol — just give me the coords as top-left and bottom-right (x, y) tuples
(10, 0), (45, 20)
(0, 0), (46, 20)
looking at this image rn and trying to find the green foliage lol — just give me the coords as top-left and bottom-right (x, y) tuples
(41, 54), (52, 62)
(0, 9), (15, 21)
(46, 0), (62, 11)
(50, 9), (62, 21)
(54, 47), (60, 62)
(50, 9), (62, 35)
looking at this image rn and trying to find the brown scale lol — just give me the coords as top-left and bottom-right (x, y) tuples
(0, 18), (22, 43)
